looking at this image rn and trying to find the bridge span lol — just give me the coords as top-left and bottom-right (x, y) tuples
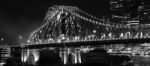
(20, 5), (150, 65)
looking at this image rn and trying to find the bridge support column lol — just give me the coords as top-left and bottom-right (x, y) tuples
(21, 49), (39, 65)
(21, 49), (29, 62)
(73, 48), (82, 64)
(59, 48), (82, 64)
(59, 48), (69, 64)
(77, 51), (82, 63)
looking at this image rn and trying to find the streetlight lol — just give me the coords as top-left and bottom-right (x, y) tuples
(19, 36), (22, 39)
(27, 40), (31, 43)
(1, 38), (4, 41)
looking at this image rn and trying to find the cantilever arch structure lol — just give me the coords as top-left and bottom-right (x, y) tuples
(21, 5), (150, 65)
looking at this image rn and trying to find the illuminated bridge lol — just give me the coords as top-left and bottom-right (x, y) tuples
(24, 5), (150, 47)
(21, 5), (150, 64)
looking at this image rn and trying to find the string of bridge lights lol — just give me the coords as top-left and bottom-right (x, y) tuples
(64, 7), (122, 27)
(27, 31), (150, 45)
(31, 23), (150, 41)
(63, 6), (115, 27)
(72, 7), (103, 22)
(73, 13), (112, 27)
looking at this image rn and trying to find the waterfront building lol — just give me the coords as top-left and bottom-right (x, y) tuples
(109, 0), (144, 24)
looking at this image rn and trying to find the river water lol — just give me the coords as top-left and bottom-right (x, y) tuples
(131, 56), (150, 66)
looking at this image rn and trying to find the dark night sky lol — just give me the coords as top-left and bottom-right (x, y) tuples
(0, 0), (149, 44)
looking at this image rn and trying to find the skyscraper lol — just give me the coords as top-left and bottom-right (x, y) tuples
(109, 0), (144, 24)
(140, 5), (150, 24)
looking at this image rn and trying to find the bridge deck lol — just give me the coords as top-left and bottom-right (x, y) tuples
(23, 38), (150, 49)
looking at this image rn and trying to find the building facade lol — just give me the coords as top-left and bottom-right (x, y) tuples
(0, 46), (11, 63)
(109, 0), (144, 24)
(140, 5), (150, 24)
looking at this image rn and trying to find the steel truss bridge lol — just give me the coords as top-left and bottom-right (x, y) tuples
(20, 5), (150, 65)
(23, 5), (150, 47)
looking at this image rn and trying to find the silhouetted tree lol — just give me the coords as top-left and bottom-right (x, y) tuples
(81, 48), (110, 65)
(38, 49), (62, 66)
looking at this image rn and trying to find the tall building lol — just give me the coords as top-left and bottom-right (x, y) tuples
(140, 5), (150, 24)
(109, 0), (144, 24)
(0, 46), (11, 63)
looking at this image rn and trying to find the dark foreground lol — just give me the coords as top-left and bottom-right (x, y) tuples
(2, 49), (134, 66)
(2, 48), (150, 66)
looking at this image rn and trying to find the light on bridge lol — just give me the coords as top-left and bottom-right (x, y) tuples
(108, 49), (113, 53)
(19, 36), (22, 39)
(27, 40), (31, 43)
(93, 30), (96, 33)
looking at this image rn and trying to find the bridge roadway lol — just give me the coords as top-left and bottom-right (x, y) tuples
(23, 38), (150, 49)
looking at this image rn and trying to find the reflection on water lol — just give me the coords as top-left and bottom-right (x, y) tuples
(2, 44), (150, 66)
(21, 47), (150, 66)
(131, 55), (150, 66)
